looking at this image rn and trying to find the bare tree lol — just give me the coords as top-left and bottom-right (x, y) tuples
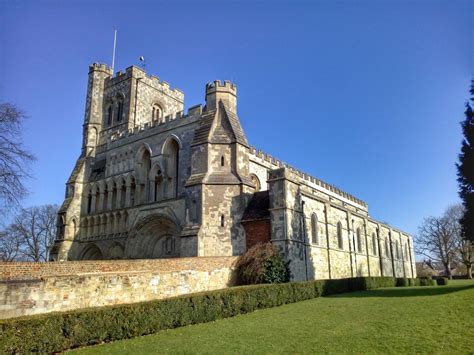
(416, 207), (459, 279)
(10, 205), (59, 261)
(0, 227), (24, 261)
(458, 237), (473, 279)
(0, 102), (36, 207)
(445, 204), (473, 279)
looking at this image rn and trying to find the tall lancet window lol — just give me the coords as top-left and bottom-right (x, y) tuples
(152, 103), (163, 122)
(311, 213), (319, 245)
(116, 99), (124, 122)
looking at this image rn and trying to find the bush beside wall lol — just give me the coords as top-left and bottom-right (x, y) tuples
(436, 277), (449, 286)
(0, 277), (433, 353)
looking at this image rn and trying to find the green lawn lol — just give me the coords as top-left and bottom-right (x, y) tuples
(71, 280), (474, 354)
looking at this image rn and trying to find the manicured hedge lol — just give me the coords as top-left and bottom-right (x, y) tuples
(0, 276), (433, 353)
(419, 278), (437, 286)
(436, 277), (449, 286)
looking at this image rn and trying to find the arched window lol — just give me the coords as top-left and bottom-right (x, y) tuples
(337, 222), (343, 249)
(152, 103), (163, 121)
(221, 214), (225, 227)
(106, 105), (113, 126)
(137, 148), (151, 203)
(250, 174), (261, 192)
(71, 219), (77, 238)
(221, 156), (225, 166)
(356, 228), (362, 253)
(116, 98), (124, 122)
(311, 213), (318, 245)
(163, 138), (179, 198)
(86, 191), (92, 214)
(372, 233), (377, 256)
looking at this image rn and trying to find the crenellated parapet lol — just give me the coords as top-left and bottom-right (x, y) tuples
(205, 80), (237, 113)
(250, 146), (368, 209)
(107, 65), (184, 103)
(97, 104), (203, 147)
(89, 62), (114, 75)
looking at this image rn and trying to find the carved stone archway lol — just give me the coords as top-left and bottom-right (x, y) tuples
(125, 214), (181, 259)
(79, 243), (103, 260)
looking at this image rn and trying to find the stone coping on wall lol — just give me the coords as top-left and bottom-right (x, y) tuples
(0, 257), (238, 281)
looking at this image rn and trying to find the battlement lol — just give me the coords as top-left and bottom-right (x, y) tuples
(100, 104), (203, 146)
(249, 146), (368, 209)
(205, 80), (237, 95)
(106, 65), (184, 102)
(205, 80), (237, 112)
(89, 62), (113, 75)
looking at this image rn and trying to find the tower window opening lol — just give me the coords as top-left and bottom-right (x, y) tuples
(116, 100), (123, 122)
(220, 214), (225, 227)
(106, 105), (113, 126)
(152, 103), (163, 122)
(337, 222), (343, 249)
(221, 156), (225, 166)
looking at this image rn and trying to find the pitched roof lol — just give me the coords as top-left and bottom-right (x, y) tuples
(191, 101), (248, 147)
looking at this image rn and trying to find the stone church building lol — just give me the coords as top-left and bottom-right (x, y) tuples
(50, 63), (416, 281)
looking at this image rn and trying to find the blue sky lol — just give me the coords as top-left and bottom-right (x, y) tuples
(0, 0), (471, 237)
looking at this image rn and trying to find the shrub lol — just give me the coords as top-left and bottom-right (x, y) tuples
(396, 278), (409, 287)
(236, 243), (290, 284)
(436, 277), (449, 286)
(419, 278), (437, 286)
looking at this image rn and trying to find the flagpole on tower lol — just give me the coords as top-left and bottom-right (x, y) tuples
(111, 30), (117, 73)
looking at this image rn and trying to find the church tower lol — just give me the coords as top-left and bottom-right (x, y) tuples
(82, 63), (113, 157)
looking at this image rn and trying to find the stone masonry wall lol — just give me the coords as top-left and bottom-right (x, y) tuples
(0, 257), (237, 319)
(268, 168), (416, 282)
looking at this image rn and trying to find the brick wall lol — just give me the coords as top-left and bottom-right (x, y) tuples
(242, 220), (271, 250)
(0, 257), (237, 319)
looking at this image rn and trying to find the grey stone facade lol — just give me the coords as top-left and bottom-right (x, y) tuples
(50, 63), (416, 281)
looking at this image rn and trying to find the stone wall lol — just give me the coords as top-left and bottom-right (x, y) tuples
(0, 257), (237, 319)
(268, 167), (416, 281)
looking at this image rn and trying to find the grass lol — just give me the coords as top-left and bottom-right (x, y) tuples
(71, 279), (474, 354)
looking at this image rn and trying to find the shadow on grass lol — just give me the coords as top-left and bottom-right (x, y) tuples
(331, 284), (474, 298)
